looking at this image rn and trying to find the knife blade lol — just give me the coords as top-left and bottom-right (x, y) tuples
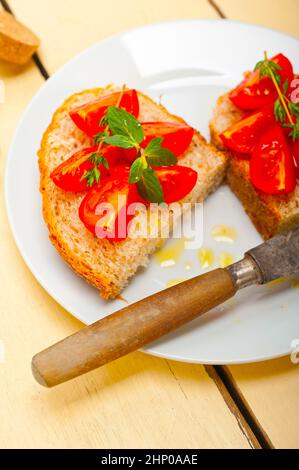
(32, 226), (299, 387)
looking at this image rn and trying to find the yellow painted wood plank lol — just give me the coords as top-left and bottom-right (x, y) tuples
(0, 1), (251, 449)
(215, 0), (299, 449)
(227, 358), (299, 448)
(9, 0), (218, 73)
(218, 0), (299, 37)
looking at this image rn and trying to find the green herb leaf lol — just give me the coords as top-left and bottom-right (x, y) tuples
(274, 98), (286, 122)
(129, 157), (147, 184)
(136, 166), (164, 203)
(99, 115), (107, 127)
(289, 117), (299, 140)
(94, 128), (110, 144)
(144, 137), (177, 167)
(283, 79), (289, 94)
(101, 155), (109, 170)
(103, 134), (137, 149)
(256, 56), (282, 84)
(81, 166), (101, 187)
(254, 60), (264, 72)
(288, 102), (299, 117)
(106, 106), (144, 144)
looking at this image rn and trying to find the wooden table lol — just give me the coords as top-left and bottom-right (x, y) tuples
(0, 0), (298, 449)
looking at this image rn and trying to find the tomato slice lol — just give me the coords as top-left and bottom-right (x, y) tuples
(70, 89), (139, 136)
(290, 139), (299, 180)
(50, 145), (128, 192)
(122, 122), (194, 163)
(79, 165), (198, 240)
(79, 167), (139, 241)
(155, 166), (198, 203)
(229, 54), (294, 110)
(220, 105), (274, 154)
(142, 122), (194, 156)
(250, 125), (296, 195)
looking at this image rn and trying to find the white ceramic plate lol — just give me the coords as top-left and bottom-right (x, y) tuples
(5, 20), (299, 364)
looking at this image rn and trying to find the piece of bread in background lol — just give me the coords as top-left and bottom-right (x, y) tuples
(39, 87), (228, 299)
(210, 93), (299, 240)
(0, 10), (40, 65)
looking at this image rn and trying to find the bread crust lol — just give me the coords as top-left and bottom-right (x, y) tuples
(39, 87), (227, 298)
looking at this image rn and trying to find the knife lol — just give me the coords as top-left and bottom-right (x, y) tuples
(32, 226), (299, 387)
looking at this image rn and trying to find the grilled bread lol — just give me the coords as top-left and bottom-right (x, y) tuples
(39, 86), (228, 298)
(210, 93), (299, 239)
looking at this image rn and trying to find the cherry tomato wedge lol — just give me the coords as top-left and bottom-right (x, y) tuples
(70, 89), (139, 137)
(155, 166), (198, 203)
(123, 121), (194, 163)
(250, 125), (296, 195)
(79, 165), (198, 241)
(229, 54), (294, 110)
(290, 139), (299, 180)
(220, 105), (274, 154)
(141, 122), (194, 156)
(79, 167), (139, 241)
(50, 145), (128, 192)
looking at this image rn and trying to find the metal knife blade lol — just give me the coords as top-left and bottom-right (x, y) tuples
(246, 226), (299, 284)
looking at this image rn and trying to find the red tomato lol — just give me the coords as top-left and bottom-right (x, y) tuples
(250, 125), (296, 194)
(220, 105), (274, 154)
(79, 165), (198, 240)
(229, 54), (294, 110)
(155, 166), (198, 203)
(69, 89), (139, 136)
(123, 122), (194, 163)
(50, 145), (128, 192)
(290, 139), (299, 179)
(79, 167), (139, 241)
(141, 122), (194, 156)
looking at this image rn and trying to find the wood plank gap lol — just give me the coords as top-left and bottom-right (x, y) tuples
(207, 0), (226, 19)
(212, 365), (275, 449)
(205, 365), (261, 449)
(0, 0), (50, 80)
(205, 1), (277, 450)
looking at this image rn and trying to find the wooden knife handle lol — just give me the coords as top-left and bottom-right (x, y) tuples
(32, 268), (236, 387)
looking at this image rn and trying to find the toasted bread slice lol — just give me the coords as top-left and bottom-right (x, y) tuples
(210, 93), (299, 239)
(39, 86), (227, 299)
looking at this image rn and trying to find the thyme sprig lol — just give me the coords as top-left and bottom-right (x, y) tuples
(81, 87), (125, 186)
(255, 51), (299, 140)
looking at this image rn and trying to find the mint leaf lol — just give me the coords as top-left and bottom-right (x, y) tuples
(106, 106), (144, 144)
(144, 137), (177, 167)
(129, 157), (147, 183)
(103, 135), (137, 149)
(137, 166), (164, 203)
